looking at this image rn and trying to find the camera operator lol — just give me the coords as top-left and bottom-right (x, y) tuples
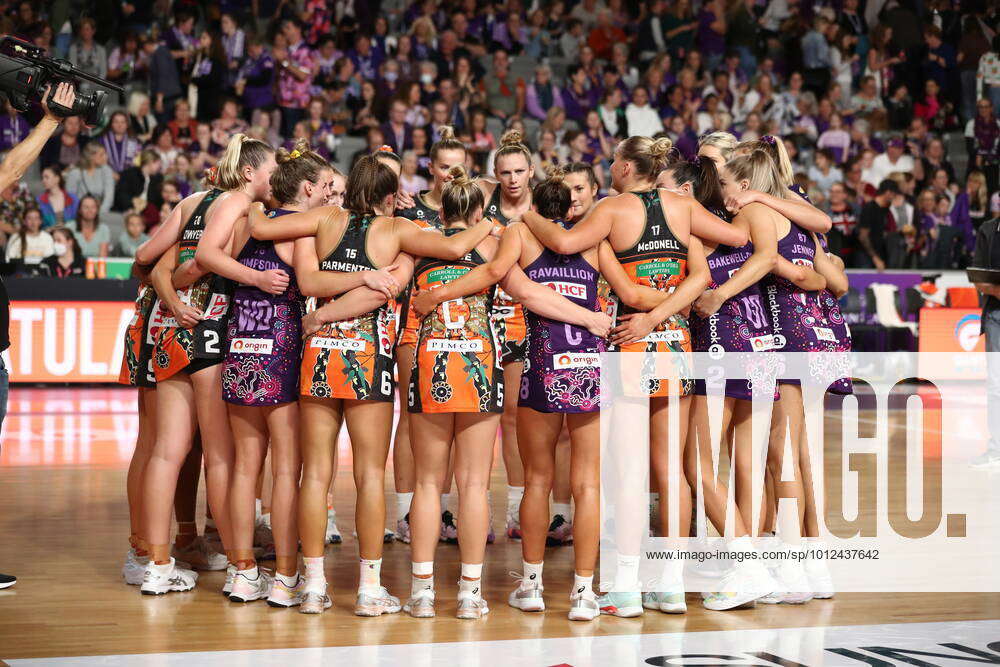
(0, 81), (77, 591)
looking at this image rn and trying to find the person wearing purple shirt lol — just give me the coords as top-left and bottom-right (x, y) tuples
(237, 39), (276, 111)
(0, 108), (29, 152)
(561, 65), (600, 125)
(525, 65), (564, 122)
(697, 0), (727, 71)
(348, 35), (384, 81)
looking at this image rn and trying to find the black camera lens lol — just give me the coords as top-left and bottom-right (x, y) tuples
(74, 90), (107, 126)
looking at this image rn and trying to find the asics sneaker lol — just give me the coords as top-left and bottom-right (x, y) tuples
(546, 514), (573, 546)
(172, 535), (228, 571)
(403, 588), (436, 618)
(507, 573), (544, 612)
(804, 542), (835, 599)
(299, 583), (332, 614)
(222, 564), (236, 597)
(642, 591), (687, 614)
(268, 574), (305, 608)
(457, 584), (489, 619)
(598, 591), (643, 617)
(229, 566), (274, 603)
(355, 586), (402, 616)
(140, 558), (198, 595)
(568, 588), (599, 621)
(122, 548), (148, 586)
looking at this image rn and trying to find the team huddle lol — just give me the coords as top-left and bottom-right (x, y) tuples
(118, 123), (851, 621)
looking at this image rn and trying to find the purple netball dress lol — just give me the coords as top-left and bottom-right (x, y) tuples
(519, 221), (605, 413)
(222, 209), (305, 406)
(765, 221), (851, 393)
(690, 238), (776, 401)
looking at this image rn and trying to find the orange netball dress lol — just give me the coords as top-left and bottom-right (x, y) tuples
(396, 193), (442, 347)
(408, 229), (503, 414)
(484, 187), (527, 365)
(300, 212), (397, 402)
(152, 188), (235, 381)
(117, 284), (157, 387)
(613, 189), (693, 397)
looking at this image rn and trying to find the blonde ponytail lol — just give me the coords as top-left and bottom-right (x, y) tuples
(493, 128), (532, 170)
(215, 133), (274, 190)
(430, 124), (467, 162)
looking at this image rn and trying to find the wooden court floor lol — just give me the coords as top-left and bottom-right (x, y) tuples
(1, 387), (998, 661)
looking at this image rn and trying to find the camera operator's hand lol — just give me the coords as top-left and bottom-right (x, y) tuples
(41, 82), (76, 123)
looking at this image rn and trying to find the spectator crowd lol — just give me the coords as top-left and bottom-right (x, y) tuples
(0, 0), (996, 276)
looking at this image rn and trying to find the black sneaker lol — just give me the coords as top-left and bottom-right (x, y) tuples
(0, 573), (17, 589)
(440, 510), (459, 544)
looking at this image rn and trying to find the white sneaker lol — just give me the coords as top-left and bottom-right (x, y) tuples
(805, 541), (835, 599)
(299, 581), (332, 614)
(325, 509), (342, 545)
(355, 586), (402, 616)
(568, 588), (599, 621)
(222, 564), (236, 597)
(702, 562), (768, 611)
(772, 549), (813, 604)
(140, 558), (198, 595)
(172, 535), (228, 571)
(122, 548), (148, 586)
(268, 574), (305, 608)
(403, 588), (436, 618)
(228, 566), (273, 603)
(643, 591), (687, 614)
(457, 583), (489, 619)
(507, 573), (545, 612)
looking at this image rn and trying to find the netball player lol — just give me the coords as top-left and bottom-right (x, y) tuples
(222, 141), (334, 605)
(140, 135), (280, 595)
(734, 136), (848, 599)
(546, 163), (604, 547)
(247, 154), (495, 616)
(404, 166), (613, 620)
(521, 136), (776, 615)
(476, 130), (536, 538)
(393, 127), (468, 543)
(119, 264), (158, 584)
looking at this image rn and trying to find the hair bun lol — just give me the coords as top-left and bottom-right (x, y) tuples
(438, 125), (455, 141)
(276, 138), (311, 164)
(649, 137), (674, 160)
(447, 164), (470, 186)
(499, 129), (524, 148)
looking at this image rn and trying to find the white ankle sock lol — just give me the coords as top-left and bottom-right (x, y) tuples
(411, 561), (434, 596)
(573, 573), (594, 596)
(552, 502), (571, 519)
(507, 485), (524, 512)
(303, 556), (324, 584)
(523, 560), (543, 587)
(396, 492), (413, 520)
(359, 558), (382, 592)
(461, 562), (483, 580)
(613, 554), (640, 592)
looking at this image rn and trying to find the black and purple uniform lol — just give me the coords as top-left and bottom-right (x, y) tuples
(222, 209), (305, 406)
(519, 220), (605, 413)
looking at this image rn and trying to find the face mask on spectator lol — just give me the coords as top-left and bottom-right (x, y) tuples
(53, 242), (67, 256)
(384, 71), (398, 82)
(421, 73), (434, 85)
